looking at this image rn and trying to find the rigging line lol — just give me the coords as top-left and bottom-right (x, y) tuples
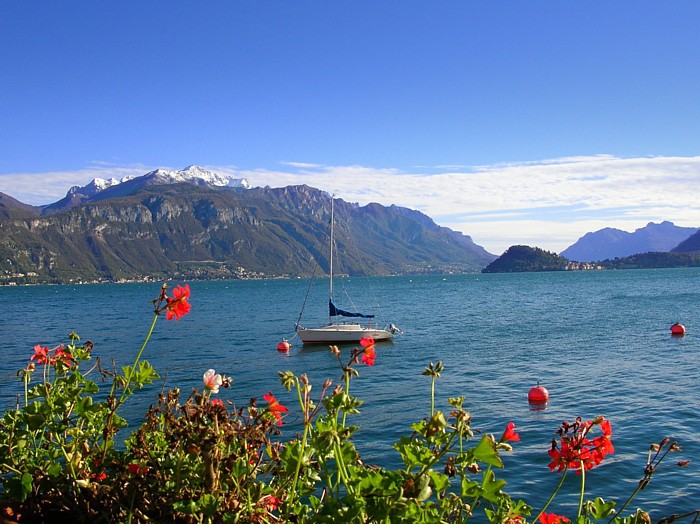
(296, 199), (333, 328)
(339, 211), (388, 322)
(295, 248), (321, 329)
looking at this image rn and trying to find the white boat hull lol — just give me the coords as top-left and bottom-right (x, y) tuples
(296, 323), (394, 344)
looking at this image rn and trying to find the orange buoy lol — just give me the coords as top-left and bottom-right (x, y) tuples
(277, 339), (291, 352)
(670, 323), (686, 336)
(528, 382), (549, 404)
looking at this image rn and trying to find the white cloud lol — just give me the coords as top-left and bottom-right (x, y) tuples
(2, 155), (699, 255)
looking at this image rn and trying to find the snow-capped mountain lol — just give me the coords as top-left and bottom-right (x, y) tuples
(144, 165), (250, 189)
(42, 165), (250, 215)
(67, 176), (135, 198)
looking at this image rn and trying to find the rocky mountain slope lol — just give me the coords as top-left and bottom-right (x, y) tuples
(0, 181), (495, 284)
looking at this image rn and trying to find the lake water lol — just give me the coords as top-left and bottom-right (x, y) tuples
(2, 268), (699, 518)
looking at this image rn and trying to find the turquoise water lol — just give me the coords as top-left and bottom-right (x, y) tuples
(2, 268), (699, 517)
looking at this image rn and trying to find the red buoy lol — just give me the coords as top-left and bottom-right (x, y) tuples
(277, 339), (291, 352)
(671, 323), (686, 336)
(528, 382), (549, 404)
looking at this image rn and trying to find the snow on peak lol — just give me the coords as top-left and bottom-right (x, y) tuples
(67, 166), (249, 199)
(68, 176), (124, 197)
(149, 165), (250, 189)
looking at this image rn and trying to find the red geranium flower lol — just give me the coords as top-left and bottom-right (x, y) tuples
(500, 421), (520, 442)
(166, 284), (191, 320)
(30, 345), (50, 365)
(263, 392), (288, 426)
(261, 494), (280, 511)
(128, 463), (148, 475)
(54, 347), (73, 366)
(539, 513), (570, 524)
(360, 337), (376, 366)
(548, 417), (614, 473)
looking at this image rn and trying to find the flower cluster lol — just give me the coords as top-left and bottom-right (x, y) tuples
(153, 283), (192, 320)
(30, 344), (74, 367)
(165, 284), (191, 320)
(360, 337), (376, 366)
(548, 416), (614, 473)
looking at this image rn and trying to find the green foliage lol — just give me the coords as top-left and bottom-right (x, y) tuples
(483, 245), (572, 273)
(598, 251), (700, 269)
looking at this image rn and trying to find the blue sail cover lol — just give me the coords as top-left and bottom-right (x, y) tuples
(329, 300), (375, 319)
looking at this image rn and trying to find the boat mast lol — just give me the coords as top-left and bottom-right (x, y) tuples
(329, 196), (334, 303)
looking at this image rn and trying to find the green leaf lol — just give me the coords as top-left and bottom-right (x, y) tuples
(481, 468), (507, 503)
(473, 434), (503, 468)
(173, 500), (198, 515)
(394, 436), (435, 471)
(427, 470), (450, 494)
(416, 473), (433, 501)
(585, 497), (617, 520)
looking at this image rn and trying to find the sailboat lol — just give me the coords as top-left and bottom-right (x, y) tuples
(295, 197), (400, 344)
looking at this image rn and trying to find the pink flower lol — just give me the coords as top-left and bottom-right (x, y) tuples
(203, 369), (223, 394)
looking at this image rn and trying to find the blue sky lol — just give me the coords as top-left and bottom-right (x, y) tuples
(2, 2), (700, 254)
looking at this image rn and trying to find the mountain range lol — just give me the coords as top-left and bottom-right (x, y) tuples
(2, 165), (699, 284)
(0, 166), (494, 284)
(560, 221), (700, 262)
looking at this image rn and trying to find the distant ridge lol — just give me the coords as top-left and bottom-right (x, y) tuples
(560, 221), (699, 262)
(484, 244), (700, 273)
(0, 192), (41, 219)
(672, 229), (700, 253)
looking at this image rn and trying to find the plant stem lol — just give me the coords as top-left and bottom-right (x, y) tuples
(533, 468), (568, 522)
(608, 482), (644, 523)
(101, 311), (159, 462)
(341, 370), (350, 427)
(578, 462), (586, 518)
(287, 378), (311, 512)
(116, 311), (160, 404)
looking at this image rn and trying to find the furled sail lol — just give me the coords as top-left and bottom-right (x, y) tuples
(329, 300), (375, 319)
